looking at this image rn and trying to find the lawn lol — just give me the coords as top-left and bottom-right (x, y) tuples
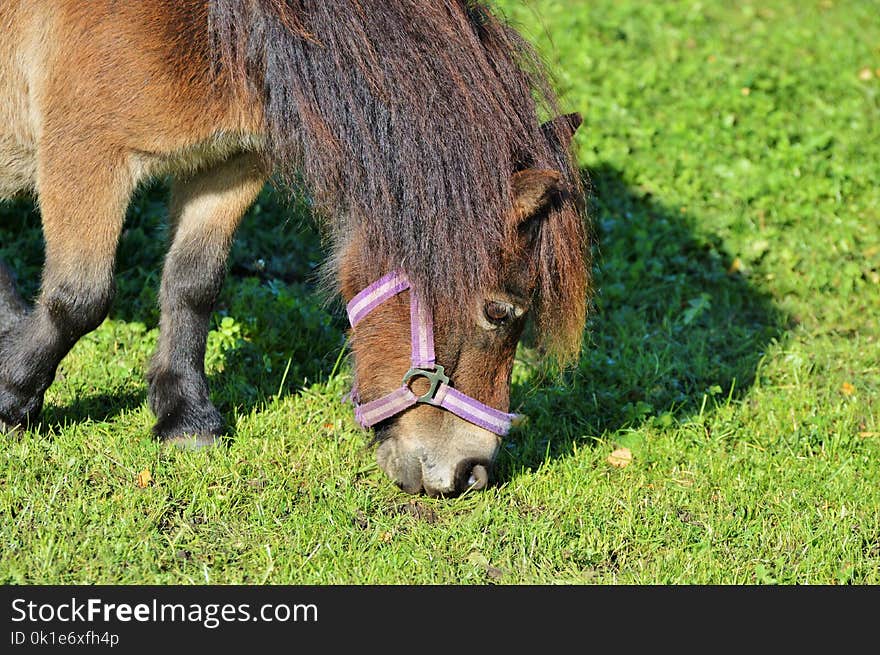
(1, 0), (878, 584)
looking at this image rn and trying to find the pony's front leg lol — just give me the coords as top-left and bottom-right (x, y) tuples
(0, 146), (131, 433)
(147, 153), (267, 447)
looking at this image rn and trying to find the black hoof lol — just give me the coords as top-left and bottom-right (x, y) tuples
(152, 403), (225, 450)
(148, 367), (226, 449)
(0, 387), (40, 436)
(0, 376), (41, 435)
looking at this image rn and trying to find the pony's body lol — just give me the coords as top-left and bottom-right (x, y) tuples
(0, 1), (259, 194)
(0, 1), (589, 495)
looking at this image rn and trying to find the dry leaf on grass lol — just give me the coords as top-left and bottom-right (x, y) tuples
(136, 469), (152, 488)
(607, 447), (633, 468)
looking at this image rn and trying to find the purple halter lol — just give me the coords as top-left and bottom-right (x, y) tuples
(346, 270), (521, 435)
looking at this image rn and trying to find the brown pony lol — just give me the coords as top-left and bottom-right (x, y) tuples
(0, 1), (590, 496)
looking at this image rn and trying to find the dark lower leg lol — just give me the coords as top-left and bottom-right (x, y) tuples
(0, 273), (114, 431)
(147, 232), (230, 444)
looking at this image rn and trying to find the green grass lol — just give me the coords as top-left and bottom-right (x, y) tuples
(1, 0), (879, 584)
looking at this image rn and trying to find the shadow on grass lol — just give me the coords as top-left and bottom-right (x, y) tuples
(496, 163), (790, 482)
(40, 390), (147, 429)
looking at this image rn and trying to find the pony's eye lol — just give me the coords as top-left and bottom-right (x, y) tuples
(484, 300), (513, 325)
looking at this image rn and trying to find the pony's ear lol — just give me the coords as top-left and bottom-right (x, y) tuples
(541, 112), (582, 148)
(512, 168), (563, 218)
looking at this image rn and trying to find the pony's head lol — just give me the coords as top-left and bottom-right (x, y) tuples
(340, 114), (587, 496)
(209, 1), (591, 493)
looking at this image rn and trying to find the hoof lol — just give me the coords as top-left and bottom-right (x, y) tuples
(162, 433), (222, 450)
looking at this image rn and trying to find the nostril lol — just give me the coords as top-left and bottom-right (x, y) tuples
(465, 463), (489, 491)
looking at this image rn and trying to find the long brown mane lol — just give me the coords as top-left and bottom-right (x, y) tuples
(208, 0), (590, 359)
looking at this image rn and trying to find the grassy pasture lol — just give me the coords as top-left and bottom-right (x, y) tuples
(1, 0), (878, 584)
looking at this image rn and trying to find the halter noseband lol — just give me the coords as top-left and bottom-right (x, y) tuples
(346, 270), (521, 435)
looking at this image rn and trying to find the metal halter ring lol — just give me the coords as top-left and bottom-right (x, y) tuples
(402, 365), (449, 405)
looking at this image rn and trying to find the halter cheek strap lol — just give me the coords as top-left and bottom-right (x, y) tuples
(346, 270), (521, 436)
